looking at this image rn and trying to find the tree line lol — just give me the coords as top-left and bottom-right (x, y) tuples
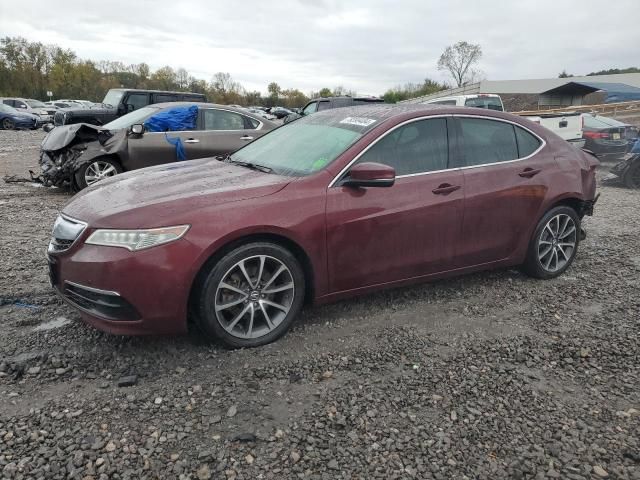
(0, 36), (452, 107)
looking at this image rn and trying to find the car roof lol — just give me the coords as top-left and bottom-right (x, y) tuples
(147, 102), (279, 126)
(108, 88), (206, 95)
(307, 103), (530, 134)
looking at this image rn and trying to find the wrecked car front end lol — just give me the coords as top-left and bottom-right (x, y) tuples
(35, 124), (124, 189)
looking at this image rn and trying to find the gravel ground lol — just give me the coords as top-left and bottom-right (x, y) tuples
(0, 129), (639, 480)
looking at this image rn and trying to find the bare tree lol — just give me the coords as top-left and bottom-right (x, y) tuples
(437, 41), (482, 87)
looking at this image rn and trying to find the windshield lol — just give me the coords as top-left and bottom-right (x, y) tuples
(103, 106), (160, 130)
(26, 100), (46, 108)
(232, 117), (364, 176)
(102, 90), (124, 107)
(0, 104), (18, 113)
(465, 97), (504, 111)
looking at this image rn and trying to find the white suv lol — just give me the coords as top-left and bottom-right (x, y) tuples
(423, 94), (504, 111)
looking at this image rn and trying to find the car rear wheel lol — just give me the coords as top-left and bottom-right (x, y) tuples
(75, 157), (123, 189)
(523, 206), (580, 279)
(623, 160), (640, 189)
(2, 118), (15, 130)
(196, 242), (305, 348)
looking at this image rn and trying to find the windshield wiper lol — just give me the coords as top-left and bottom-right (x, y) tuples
(224, 156), (273, 173)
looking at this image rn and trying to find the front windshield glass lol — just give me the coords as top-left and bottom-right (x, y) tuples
(103, 106), (159, 130)
(26, 100), (46, 108)
(232, 115), (366, 176)
(102, 90), (124, 107)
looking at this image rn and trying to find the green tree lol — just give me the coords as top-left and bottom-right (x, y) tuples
(318, 87), (332, 97)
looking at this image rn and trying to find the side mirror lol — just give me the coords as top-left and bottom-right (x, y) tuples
(341, 162), (395, 188)
(130, 123), (145, 135)
(19, 104), (27, 109)
(42, 123), (55, 133)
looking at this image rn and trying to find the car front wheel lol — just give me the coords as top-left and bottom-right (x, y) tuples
(523, 205), (580, 279)
(196, 242), (305, 348)
(2, 118), (15, 130)
(75, 157), (123, 189)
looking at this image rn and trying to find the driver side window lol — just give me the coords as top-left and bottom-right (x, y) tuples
(355, 118), (449, 176)
(125, 93), (149, 111)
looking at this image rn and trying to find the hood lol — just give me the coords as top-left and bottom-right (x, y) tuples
(41, 123), (112, 151)
(63, 158), (292, 227)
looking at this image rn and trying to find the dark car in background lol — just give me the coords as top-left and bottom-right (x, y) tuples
(269, 106), (293, 119)
(284, 95), (386, 123)
(40, 102), (276, 189)
(0, 104), (39, 129)
(53, 88), (207, 126)
(581, 114), (638, 159)
(47, 105), (598, 348)
(301, 95), (384, 115)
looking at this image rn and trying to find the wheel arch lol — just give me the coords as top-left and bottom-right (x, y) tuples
(187, 232), (316, 321)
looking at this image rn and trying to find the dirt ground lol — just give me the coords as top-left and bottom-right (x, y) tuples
(0, 129), (639, 480)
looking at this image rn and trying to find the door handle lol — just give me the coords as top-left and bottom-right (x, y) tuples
(432, 183), (461, 195)
(240, 135), (254, 141)
(518, 167), (541, 178)
(184, 138), (200, 144)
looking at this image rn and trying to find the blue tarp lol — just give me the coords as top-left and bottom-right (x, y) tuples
(144, 105), (198, 132)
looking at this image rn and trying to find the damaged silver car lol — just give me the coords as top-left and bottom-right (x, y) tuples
(37, 102), (277, 189)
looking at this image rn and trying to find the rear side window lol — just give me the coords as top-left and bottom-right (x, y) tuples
(246, 116), (260, 129)
(356, 118), (449, 176)
(515, 127), (542, 157)
(203, 109), (246, 130)
(458, 118), (518, 166)
(317, 101), (331, 111)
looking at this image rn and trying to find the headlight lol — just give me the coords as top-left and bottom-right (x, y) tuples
(85, 225), (190, 251)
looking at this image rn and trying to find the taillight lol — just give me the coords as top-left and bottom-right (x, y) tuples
(583, 131), (609, 139)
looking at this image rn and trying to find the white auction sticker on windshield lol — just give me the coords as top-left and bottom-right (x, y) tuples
(339, 117), (376, 127)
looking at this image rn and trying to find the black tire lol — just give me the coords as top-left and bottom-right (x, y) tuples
(623, 160), (640, 189)
(196, 242), (305, 348)
(74, 157), (123, 190)
(2, 118), (15, 130)
(522, 205), (581, 279)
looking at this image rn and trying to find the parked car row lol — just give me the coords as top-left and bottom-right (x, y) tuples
(43, 103), (599, 348)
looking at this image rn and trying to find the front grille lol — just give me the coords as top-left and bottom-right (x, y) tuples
(64, 282), (140, 321)
(48, 215), (87, 254)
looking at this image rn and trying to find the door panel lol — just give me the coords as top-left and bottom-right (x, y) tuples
(458, 161), (549, 265)
(454, 116), (552, 266)
(190, 129), (266, 158)
(326, 171), (464, 292)
(125, 131), (198, 169)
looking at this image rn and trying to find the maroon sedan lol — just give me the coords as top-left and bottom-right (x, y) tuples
(47, 105), (599, 348)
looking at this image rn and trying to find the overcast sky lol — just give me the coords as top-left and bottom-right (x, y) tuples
(1, 0), (637, 95)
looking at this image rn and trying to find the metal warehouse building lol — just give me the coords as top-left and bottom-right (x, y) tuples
(401, 73), (640, 112)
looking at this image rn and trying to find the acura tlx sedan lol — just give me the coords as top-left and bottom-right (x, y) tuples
(47, 104), (599, 348)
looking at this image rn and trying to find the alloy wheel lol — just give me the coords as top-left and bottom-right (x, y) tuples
(84, 160), (118, 185)
(2, 118), (14, 130)
(214, 255), (295, 339)
(537, 213), (577, 273)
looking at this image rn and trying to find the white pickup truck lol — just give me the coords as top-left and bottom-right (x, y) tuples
(518, 111), (585, 148)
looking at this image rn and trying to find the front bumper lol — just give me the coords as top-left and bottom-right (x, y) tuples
(47, 237), (202, 336)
